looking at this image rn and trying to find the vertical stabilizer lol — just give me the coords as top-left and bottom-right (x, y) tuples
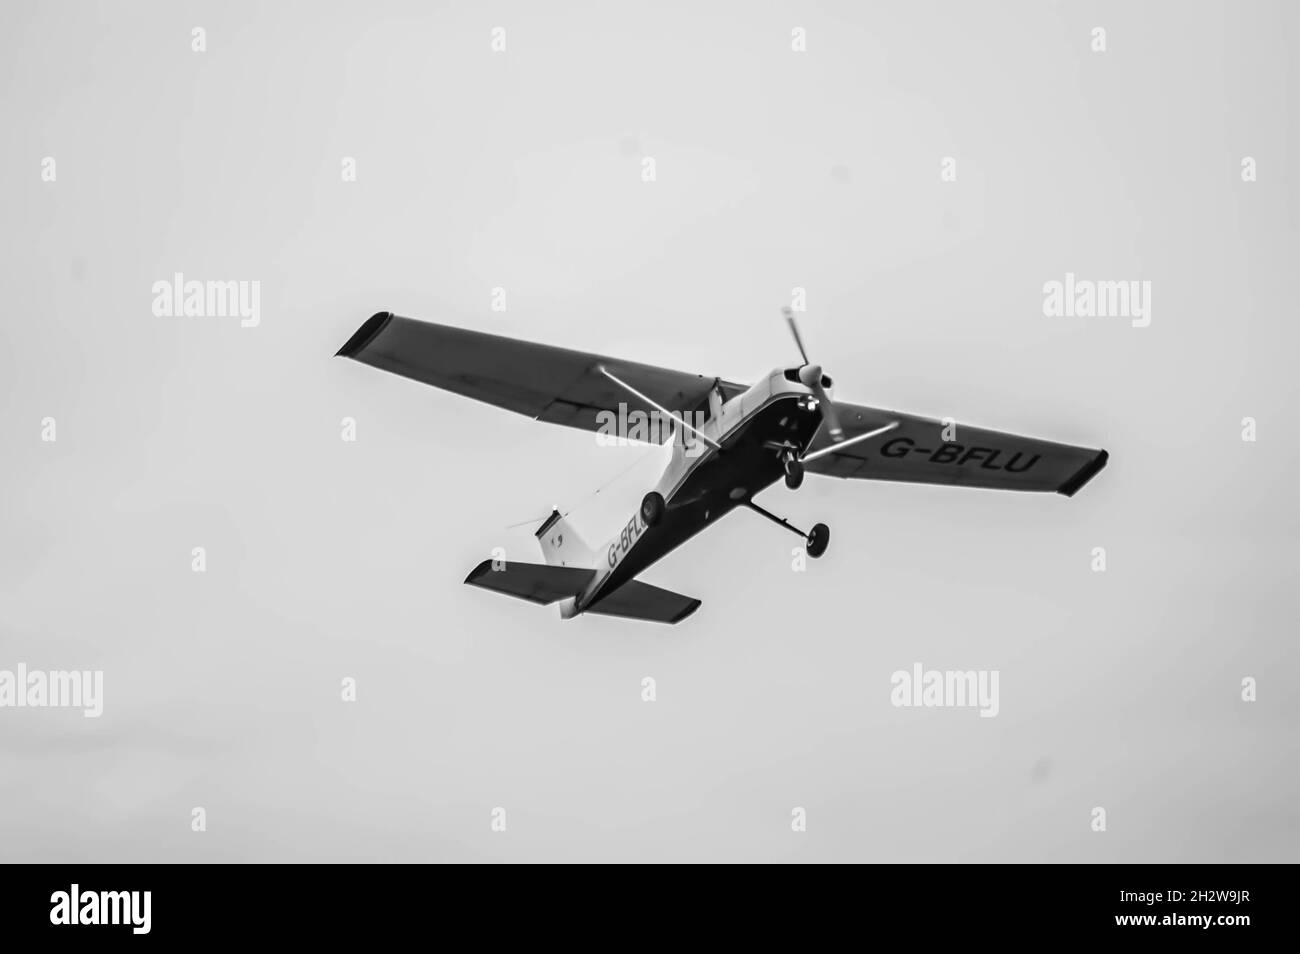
(535, 510), (595, 568)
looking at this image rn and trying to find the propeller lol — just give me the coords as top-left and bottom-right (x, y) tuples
(783, 307), (844, 441)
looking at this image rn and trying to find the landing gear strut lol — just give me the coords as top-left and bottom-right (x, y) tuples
(745, 501), (829, 558)
(641, 491), (665, 527)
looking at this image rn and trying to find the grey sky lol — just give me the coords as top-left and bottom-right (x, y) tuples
(1, 0), (1296, 861)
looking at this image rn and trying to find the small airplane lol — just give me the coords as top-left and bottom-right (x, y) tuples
(337, 309), (1108, 624)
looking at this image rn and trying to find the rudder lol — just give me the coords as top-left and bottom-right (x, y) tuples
(535, 509), (594, 568)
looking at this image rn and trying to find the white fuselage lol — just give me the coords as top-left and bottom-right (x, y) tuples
(558, 369), (822, 617)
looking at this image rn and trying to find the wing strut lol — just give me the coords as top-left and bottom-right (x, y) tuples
(802, 421), (899, 463)
(598, 366), (723, 452)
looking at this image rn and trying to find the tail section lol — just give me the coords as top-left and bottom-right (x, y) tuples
(461, 509), (699, 624)
(535, 509), (595, 568)
(464, 561), (595, 605)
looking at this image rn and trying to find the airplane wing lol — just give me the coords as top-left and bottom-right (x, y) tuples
(804, 402), (1108, 496)
(337, 312), (745, 438)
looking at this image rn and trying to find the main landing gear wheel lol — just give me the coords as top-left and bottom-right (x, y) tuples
(641, 491), (665, 527)
(784, 458), (805, 490)
(806, 523), (830, 558)
(744, 500), (827, 556)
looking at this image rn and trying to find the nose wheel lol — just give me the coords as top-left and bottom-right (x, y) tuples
(783, 453), (805, 490)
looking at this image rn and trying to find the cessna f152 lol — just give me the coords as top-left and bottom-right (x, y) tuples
(337, 309), (1108, 624)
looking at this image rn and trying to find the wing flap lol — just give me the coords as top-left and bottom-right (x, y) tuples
(586, 580), (701, 624)
(464, 560), (596, 605)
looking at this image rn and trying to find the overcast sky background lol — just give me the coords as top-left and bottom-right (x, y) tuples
(2, 0), (1297, 862)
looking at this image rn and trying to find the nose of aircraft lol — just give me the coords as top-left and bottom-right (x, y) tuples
(797, 363), (823, 388)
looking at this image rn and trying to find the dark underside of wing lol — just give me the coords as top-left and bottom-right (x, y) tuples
(804, 402), (1108, 496)
(337, 312), (745, 437)
(463, 560), (595, 605)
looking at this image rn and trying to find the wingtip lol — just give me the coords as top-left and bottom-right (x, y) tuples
(463, 559), (496, 585)
(1058, 449), (1109, 497)
(671, 599), (703, 624)
(336, 311), (394, 358)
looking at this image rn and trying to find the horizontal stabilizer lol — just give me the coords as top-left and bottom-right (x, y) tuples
(586, 580), (701, 625)
(464, 560), (595, 605)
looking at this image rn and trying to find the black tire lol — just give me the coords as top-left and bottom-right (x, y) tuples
(784, 459), (804, 490)
(806, 523), (830, 558)
(641, 491), (665, 527)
